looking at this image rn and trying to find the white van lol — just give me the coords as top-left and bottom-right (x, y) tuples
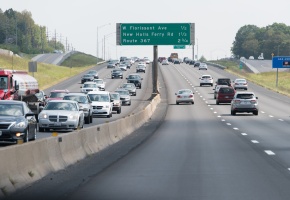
(87, 91), (113, 118)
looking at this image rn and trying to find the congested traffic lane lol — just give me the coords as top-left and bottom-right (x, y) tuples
(36, 61), (153, 140)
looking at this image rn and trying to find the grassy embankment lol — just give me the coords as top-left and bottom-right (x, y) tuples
(0, 53), (98, 90)
(211, 60), (290, 97)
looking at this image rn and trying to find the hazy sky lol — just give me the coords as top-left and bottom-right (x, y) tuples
(2, 0), (290, 60)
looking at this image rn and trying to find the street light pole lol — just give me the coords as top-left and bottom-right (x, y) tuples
(97, 23), (110, 64)
(104, 32), (116, 61)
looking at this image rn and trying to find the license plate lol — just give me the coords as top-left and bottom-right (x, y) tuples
(54, 122), (62, 126)
(241, 101), (250, 104)
(93, 110), (99, 113)
(225, 96), (229, 98)
(0, 131), (2, 136)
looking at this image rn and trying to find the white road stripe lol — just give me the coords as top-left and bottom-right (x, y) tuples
(279, 119), (284, 121)
(233, 127), (239, 130)
(241, 133), (247, 136)
(226, 123), (231, 126)
(251, 140), (259, 143)
(264, 150), (275, 155)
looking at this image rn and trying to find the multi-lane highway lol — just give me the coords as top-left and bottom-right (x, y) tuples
(6, 61), (290, 200)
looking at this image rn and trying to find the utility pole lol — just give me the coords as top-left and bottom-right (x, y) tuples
(153, 46), (158, 94)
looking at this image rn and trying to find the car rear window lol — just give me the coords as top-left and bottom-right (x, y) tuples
(219, 88), (234, 94)
(236, 94), (254, 99)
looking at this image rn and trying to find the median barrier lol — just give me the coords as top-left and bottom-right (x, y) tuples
(0, 94), (161, 197)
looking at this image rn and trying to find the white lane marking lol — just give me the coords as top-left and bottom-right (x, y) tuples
(278, 119), (284, 121)
(261, 111), (265, 114)
(264, 150), (275, 155)
(288, 168), (290, 171)
(210, 108), (213, 110)
(200, 96), (203, 98)
(217, 115), (221, 118)
(233, 127), (239, 130)
(251, 140), (259, 143)
(241, 133), (248, 136)
(205, 101), (208, 104)
(226, 123), (231, 126)
(203, 98), (206, 101)
(221, 119), (225, 121)
(213, 111), (217, 114)
(269, 115), (274, 118)
(208, 105), (211, 107)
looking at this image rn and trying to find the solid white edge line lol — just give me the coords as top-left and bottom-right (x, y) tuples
(241, 133), (247, 136)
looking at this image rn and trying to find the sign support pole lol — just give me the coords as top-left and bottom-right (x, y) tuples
(153, 45), (158, 94)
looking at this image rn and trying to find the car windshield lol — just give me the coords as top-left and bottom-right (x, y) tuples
(128, 75), (140, 79)
(83, 74), (93, 78)
(94, 80), (103, 84)
(116, 90), (129, 95)
(110, 93), (120, 100)
(113, 70), (121, 73)
(45, 102), (77, 111)
(235, 79), (246, 83)
(123, 84), (133, 88)
(0, 104), (23, 116)
(84, 83), (97, 88)
(88, 94), (109, 102)
(49, 92), (67, 98)
(63, 95), (88, 103)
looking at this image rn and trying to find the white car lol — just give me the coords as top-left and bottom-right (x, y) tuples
(233, 78), (248, 90)
(119, 64), (127, 71)
(87, 91), (113, 118)
(94, 79), (106, 91)
(38, 100), (85, 131)
(81, 81), (99, 93)
(175, 89), (194, 105)
(199, 63), (208, 70)
(199, 75), (213, 86)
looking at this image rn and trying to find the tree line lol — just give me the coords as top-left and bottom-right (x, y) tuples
(0, 8), (65, 54)
(231, 23), (290, 60)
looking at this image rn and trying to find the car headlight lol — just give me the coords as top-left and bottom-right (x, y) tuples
(69, 114), (78, 120)
(81, 107), (89, 111)
(15, 121), (26, 128)
(105, 105), (109, 108)
(39, 113), (48, 119)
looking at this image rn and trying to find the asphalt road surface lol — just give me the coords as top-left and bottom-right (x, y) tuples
(6, 61), (290, 200)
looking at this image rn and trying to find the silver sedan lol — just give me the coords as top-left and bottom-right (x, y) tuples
(175, 89), (194, 105)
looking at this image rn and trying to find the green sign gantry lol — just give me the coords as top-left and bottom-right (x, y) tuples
(116, 23), (195, 46)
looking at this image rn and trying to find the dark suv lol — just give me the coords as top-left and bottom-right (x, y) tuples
(216, 78), (231, 87)
(126, 74), (143, 89)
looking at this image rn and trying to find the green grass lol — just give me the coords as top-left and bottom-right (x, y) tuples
(211, 60), (290, 97)
(61, 53), (103, 68)
(0, 53), (94, 90)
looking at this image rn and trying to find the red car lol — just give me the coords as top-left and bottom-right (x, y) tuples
(216, 86), (235, 105)
(45, 89), (69, 105)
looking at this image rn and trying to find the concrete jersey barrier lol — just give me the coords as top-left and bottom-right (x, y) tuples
(0, 94), (161, 198)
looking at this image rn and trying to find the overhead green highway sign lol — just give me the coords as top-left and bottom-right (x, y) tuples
(116, 23), (195, 45)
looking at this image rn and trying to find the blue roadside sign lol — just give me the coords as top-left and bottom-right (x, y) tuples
(272, 56), (290, 68)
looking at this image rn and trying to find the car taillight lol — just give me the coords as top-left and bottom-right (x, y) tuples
(234, 100), (241, 103)
(177, 95), (181, 98)
(189, 95), (193, 97)
(250, 100), (256, 103)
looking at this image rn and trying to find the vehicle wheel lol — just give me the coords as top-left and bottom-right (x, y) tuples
(90, 114), (93, 123)
(211, 84), (213, 86)
(107, 114), (111, 118)
(112, 77), (114, 79)
(117, 108), (121, 114)
(231, 110), (236, 115)
(200, 84), (202, 87)
(216, 101), (219, 105)
(32, 127), (37, 140)
(24, 129), (29, 142)
(39, 127), (45, 132)
(176, 102), (179, 105)
(85, 116), (90, 124)
(139, 86), (142, 89)
(192, 101), (194, 104)
(253, 111), (258, 115)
